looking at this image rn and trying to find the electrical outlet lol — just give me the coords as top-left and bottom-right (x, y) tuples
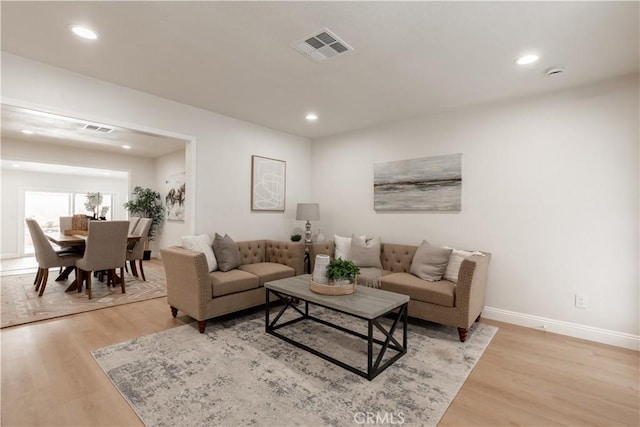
(575, 293), (588, 309)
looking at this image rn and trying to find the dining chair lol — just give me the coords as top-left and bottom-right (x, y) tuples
(57, 216), (78, 273)
(59, 216), (73, 233)
(126, 218), (152, 281)
(75, 220), (129, 299)
(128, 217), (140, 235)
(25, 218), (82, 296)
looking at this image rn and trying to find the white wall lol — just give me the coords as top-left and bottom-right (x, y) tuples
(2, 53), (312, 247)
(311, 75), (639, 344)
(1, 138), (156, 190)
(155, 149), (188, 252)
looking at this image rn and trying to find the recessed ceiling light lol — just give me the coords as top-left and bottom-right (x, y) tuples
(69, 25), (98, 40)
(305, 113), (318, 121)
(21, 129), (34, 135)
(516, 54), (539, 65)
(103, 172), (111, 176)
(12, 164), (20, 168)
(122, 145), (131, 150)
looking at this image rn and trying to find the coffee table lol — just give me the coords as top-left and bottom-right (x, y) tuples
(265, 274), (409, 380)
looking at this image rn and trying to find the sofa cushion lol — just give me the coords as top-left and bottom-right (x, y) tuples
(409, 241), (452, 281)
(238, 262), (295, 286)
(381, 272), (455, 307)
(209, 269), (259, 297)
(443, 246), (485, 283)
(182, 234), (217, 272)
(350, 235), (383, 269)
(212, 233), (241, 272)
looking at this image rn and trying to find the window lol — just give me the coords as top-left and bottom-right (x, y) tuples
(23, 191), (114, 255)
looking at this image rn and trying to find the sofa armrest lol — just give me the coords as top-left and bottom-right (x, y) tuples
(455, 253), (491, 326)
(265, 241), (305, 275)
(309, 241), (335, 272)
(160, 246), (211, 321)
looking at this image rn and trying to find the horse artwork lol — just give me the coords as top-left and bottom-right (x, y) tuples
(165, 172), (185, 221)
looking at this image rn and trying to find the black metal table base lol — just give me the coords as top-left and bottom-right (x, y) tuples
(265, 289), (408, 381)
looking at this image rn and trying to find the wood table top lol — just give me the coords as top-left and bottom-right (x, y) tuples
(265, 274), (409, 319)
(46, 232), (140, 247)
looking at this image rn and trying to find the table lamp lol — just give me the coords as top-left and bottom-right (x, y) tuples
(296, 203), (320, 244)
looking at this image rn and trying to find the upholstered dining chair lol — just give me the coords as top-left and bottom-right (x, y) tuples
(25, 218), (82, 296)
(126, 218), (152, 281)
(128, 217), (140, 235)
(59, 216), (73, 233)
(75, 220), (129, 299)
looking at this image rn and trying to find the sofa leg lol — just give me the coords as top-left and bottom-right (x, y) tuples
(475, 313), (482, 322)
(457, 327), (468, 342)
(197, 320), (206, 334)
(170, 306), (178, 318)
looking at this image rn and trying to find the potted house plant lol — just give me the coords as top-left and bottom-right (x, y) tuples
(123, 186), (165, 260)
(326, 258), (360, 285)
(85, 192), (110, 219)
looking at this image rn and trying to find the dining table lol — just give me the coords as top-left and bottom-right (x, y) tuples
(46, 231), (141, 292)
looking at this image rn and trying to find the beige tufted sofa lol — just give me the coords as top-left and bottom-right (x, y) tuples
(310, 241), (491, 342)
(161, 240), (304, 333)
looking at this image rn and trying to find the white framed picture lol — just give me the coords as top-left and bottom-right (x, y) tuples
(251, 155), (286, 211)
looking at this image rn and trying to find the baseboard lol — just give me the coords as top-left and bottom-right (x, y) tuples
(483, 306), (639, 351)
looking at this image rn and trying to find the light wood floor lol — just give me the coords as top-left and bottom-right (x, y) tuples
(1, 287), (638, 426)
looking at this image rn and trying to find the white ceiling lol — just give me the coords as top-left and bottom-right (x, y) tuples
(1, 1), (638, 142)
(1, 159), (128, 179)
(1, 104), (187, 158)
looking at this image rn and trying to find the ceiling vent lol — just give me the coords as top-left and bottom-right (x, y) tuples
(83, 123), (114, 133)
(291, 28), (353, 63)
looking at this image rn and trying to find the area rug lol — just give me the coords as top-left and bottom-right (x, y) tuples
(0, 261), (166, 328)
(92, 307), (497, 426)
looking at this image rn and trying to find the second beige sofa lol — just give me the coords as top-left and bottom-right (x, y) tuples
(310, 241), (491, 342)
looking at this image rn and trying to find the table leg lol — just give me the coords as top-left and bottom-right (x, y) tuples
(55, 266), (74, 281)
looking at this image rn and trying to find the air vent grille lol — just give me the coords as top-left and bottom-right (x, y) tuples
(83, 124), (114, 134)
(291, 28), (353, 63)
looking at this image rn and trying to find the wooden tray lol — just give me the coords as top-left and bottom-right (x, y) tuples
(309, 279), (356, 296)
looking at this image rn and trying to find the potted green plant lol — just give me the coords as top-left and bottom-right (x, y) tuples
(123, 186), (165, 259)
(290, 233), (302, 242)
(326, 258), (360, 285)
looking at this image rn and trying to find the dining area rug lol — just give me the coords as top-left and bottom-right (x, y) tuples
(0, 260), (167, 328)
(92, 307), (497, 426)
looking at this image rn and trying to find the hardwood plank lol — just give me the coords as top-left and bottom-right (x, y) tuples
(1, 284), (638, 426)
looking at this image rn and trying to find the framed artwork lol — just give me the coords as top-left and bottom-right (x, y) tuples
(165, 171), (185, 221)
(251, 155), (286, 211)
(374, 153), (462, 211)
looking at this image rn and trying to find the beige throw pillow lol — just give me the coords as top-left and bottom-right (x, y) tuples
(443, 246), (485, 283)
(409, 241), (452, 281)
(349, 235), (383, 269)
(212, 233), (241, 272)
(182, 234), (218, 272)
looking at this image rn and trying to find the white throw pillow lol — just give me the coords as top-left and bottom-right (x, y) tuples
(334, 234), (365, 261)
(442, 246), (484, 283)
(182, 234), (218, 272)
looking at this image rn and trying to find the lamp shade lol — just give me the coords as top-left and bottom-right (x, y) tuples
(296, 203), (320, 221)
